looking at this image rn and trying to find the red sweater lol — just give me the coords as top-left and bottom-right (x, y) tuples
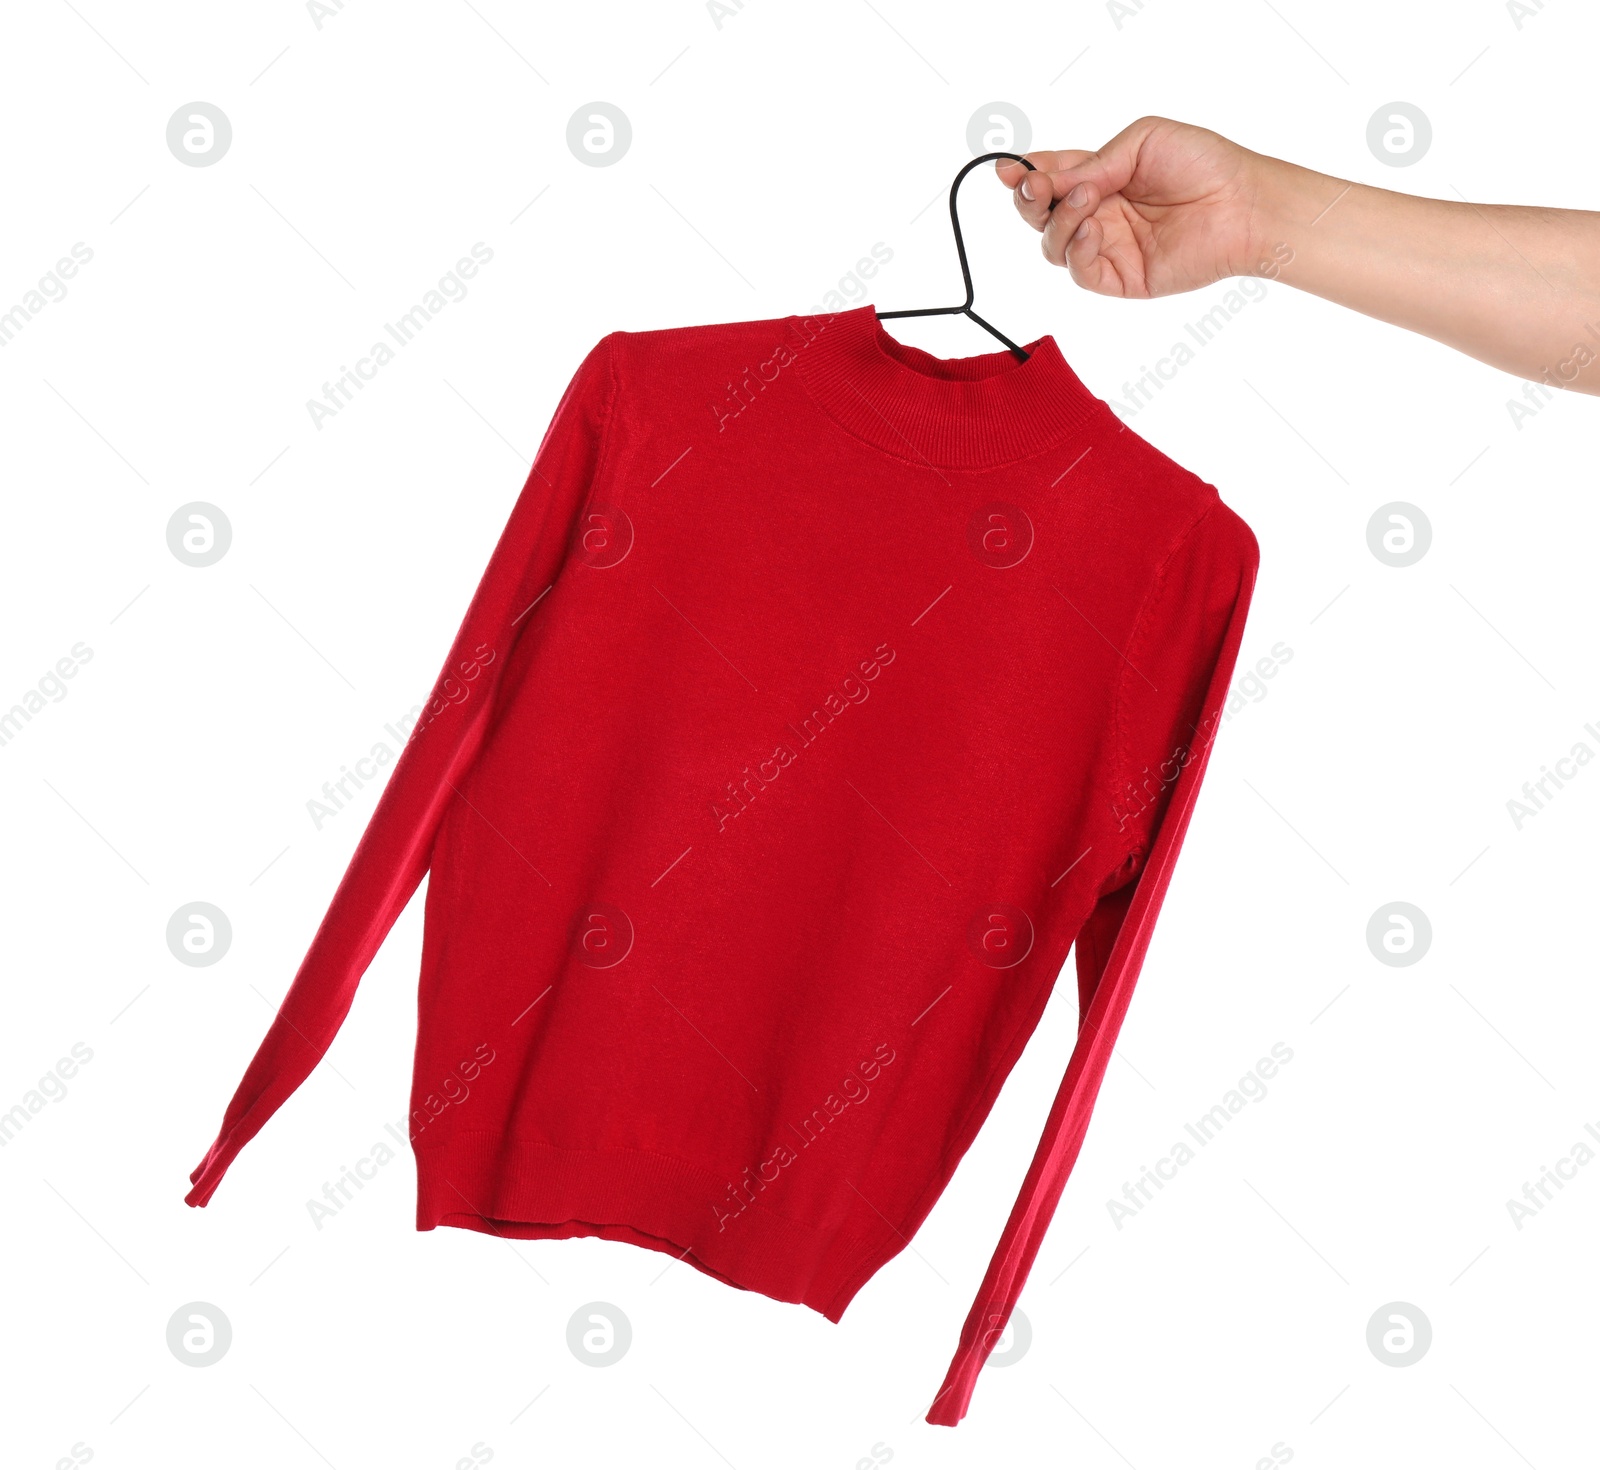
(187, 305), (1257, 1426)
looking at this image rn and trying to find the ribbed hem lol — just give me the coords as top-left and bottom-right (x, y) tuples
(415, 1132), (890, 1319)
(794, 305), (1111, 470)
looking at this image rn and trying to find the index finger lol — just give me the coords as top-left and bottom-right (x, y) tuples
(994, 150), (1090, 189)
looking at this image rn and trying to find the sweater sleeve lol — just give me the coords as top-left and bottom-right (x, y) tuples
(926, 498), (1259, 1425)
(185, 335), (618, 1208)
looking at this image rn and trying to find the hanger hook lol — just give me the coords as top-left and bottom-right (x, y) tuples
(878, 151), (1039, 362)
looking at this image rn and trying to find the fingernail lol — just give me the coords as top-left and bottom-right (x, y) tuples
(1019, 179), (1034, 201)
(1067, 184), (1090, 208)
(1074, 220), (1091, 241)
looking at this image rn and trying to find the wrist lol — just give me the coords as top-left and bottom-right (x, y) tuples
(1231, 149), (1335, 281)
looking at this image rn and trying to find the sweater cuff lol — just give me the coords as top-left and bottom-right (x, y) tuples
(924, 1326), (995, 1426)
(184, 1129), (242, 1207)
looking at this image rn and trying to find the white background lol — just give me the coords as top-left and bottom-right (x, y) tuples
(3, 1), (1598, 1466)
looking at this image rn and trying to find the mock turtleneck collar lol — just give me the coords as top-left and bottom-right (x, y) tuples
(793, 305), (1111, 471)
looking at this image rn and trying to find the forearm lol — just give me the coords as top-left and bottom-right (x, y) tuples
(1244, 152), (1600, 394)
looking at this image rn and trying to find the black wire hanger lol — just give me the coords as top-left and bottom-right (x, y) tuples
(877, 151), (1039, 363)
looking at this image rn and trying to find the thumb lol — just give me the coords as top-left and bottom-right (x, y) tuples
(995, 150), (1082, 189)
(1030, 118), (1163, 263)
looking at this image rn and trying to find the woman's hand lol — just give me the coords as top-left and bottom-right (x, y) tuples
(996, 115), (1600, 393)
(996, 117), (1268, 298)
